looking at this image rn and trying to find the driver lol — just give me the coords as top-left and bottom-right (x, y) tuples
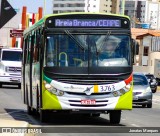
(98, 36), (120, 58)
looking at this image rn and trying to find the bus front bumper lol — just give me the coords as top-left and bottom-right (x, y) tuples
(42, 89), (132, 111)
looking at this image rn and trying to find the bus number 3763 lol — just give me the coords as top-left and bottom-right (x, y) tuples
(100, 85), (115, 92)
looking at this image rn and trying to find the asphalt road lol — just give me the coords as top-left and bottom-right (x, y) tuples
(0, 85), (160, 136)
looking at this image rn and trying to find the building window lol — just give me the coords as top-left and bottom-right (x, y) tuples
(143, 47), (149, 56)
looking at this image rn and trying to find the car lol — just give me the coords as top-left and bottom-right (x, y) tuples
(133, 72), (152, 108)
(145, 74), (158, 93)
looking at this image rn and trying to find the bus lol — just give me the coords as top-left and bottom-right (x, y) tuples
(22, 13), (133, 124)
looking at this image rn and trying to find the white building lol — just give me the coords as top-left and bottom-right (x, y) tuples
(125, 0), (160, 29)
(0, 12), (21, 47)
(52, 0), (120, 14)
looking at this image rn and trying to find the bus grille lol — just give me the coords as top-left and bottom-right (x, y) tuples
(66, 92), (111, 96)
(56, 79), (119, 85)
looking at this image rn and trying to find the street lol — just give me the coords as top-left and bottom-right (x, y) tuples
(0, 85), (160, 135)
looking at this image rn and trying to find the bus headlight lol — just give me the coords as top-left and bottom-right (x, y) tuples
(57, 91), (64, 96)
(119, 89), (125, 94)
(112, 84), (131, 97)
(45, 84), (52, 89)
(113, 91), (119, 97)
(45, 83), (57, 93)
(44, 83), (64, 96)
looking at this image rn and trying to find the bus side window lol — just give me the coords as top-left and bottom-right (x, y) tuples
(22, 38), (28, 65)
(25, 36), (30, 65)
(33, 31), (40, 63)
(46, 36), (55, 67)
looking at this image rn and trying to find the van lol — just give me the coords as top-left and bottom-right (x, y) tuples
(0, 47), (22, 88)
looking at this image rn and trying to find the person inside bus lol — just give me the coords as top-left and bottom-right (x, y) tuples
(98, 36), (121, 59)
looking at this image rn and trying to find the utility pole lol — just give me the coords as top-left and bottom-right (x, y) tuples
(120, 0), (125, 15)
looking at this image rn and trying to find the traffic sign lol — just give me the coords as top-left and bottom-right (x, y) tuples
(0, 0), (17, 29)
(10, 29), (24, 37)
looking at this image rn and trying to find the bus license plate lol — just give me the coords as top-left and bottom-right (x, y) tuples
(81, 100), (96, 105)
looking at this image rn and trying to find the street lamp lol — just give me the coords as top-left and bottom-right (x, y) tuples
(44, 0), (46, 16)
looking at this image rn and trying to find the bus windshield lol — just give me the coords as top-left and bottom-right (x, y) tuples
(45, 32), (131, 67)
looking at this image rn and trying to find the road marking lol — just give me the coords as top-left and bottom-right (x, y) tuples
(0, 110), (25, 115)
(131, 124), (141, 127)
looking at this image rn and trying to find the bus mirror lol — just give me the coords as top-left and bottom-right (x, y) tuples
(131, 39), (135, 56)
(131, 38), (139, 64)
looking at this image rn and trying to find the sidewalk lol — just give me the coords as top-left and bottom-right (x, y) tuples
(0, 119), (34, 136)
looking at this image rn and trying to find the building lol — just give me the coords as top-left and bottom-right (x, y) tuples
(132, 28), (160, 76)
(0, 6), (43, 48)
(53, 0), (120, 14)
(124, 0), (160, 29)
(0, 12), (21, 47)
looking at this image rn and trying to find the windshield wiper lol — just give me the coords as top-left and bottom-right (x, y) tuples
(98, 31), (111, 52)
(64, 30), (84, 50)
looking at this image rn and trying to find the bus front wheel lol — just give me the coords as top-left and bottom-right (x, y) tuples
(27, 105), (37, 115)
(109, 110), (121, 124)
(40, 110), (48, 122)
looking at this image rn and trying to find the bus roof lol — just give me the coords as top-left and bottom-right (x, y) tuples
(23, 12), (130, 35)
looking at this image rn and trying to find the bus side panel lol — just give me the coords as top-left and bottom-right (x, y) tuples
(31, 62), (40, 109)
(41, 82), (62, 110)
(25, 65), (31, 105)
(115, 86), (133, 110)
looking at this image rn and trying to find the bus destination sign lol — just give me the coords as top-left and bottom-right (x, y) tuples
(54, 19), (121, 28)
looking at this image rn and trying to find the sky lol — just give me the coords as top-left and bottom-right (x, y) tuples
(9, 0), (53, 15)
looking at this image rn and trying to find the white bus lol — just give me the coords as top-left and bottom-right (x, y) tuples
(22, 13), (133, 124)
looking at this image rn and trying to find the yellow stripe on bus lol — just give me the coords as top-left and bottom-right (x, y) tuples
(94, 85), (98, 93)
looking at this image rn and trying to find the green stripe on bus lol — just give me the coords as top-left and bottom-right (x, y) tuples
(43, 74), (52, 83)
(115, 87), (133, 110)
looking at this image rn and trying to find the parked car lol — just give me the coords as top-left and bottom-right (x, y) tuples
(145, 74), (158, 93)
(133, 73), (152, 108)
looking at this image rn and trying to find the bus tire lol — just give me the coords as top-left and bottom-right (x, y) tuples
(27, 105), (37, 115)
(92, 113), (100, 117)
(40, 110), (48, 122)
(109, 110), (121, 124)
(27, 105), (32, 115)
(0, 83), (2, 88)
